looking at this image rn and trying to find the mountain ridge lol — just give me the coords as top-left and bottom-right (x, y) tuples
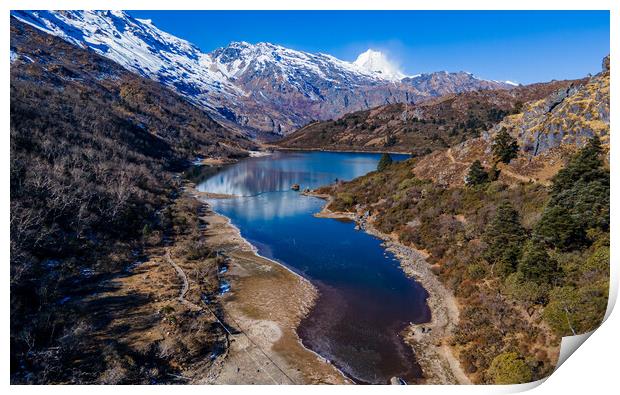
(11, 10), (514, 137)
(276, 79), (581, 155)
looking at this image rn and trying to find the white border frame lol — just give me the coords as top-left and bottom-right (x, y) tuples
(2, 1), (616, 394)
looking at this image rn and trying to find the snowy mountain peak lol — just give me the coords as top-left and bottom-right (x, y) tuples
(353, 49), (405, 81)
(11, 10), (516, 137)
(209, 40), (384, 84)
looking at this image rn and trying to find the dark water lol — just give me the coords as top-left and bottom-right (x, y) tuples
(197, 151), (431, 384)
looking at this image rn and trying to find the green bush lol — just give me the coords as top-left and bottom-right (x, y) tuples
(488, 352), (532, 384)
(467, 263), (487, 280)
(336, 192), (355, 207)
(377, 153), (393, 172)
(398, 177), (425, 190)
(544, 283), (608, 336)
(503, 271), (550, 307)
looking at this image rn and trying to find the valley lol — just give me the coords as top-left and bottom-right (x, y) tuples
(9, 10), (610, 387)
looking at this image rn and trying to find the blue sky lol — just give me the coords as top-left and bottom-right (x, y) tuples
(128, 10), (609, 84)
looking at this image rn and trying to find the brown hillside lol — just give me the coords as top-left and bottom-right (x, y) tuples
(276, 80), (581, 156)
(10, 18), (254, 384)
(315, 58), (609, 384)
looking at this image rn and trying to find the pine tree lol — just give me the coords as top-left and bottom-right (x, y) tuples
(534, 205), (584, 250)
(535, 136), (609, 250)
(488, 163), (501, 181)
(465, 160), (488, 186)
(550, 135), (605, 196)
(517, 240), (559, 284)
(377, 153), (393, 172)
(492, 128), (519, 164)
(483, 201), (527, 278)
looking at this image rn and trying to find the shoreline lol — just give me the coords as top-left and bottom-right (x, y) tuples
(187, 183), (349, 384)
(188, 163), (469, 384)
(311, 193), (472, 385)
(266, 145), (413, 156)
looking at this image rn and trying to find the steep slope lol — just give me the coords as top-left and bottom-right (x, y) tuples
(9, 16), (253, 160)
(12, 10), (513, 137)
(498, 57), (610, 156)
(276, 80), (579, 155)
(10, 19), (253, 383)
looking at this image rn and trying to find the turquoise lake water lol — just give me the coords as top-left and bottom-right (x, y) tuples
(196, 151), (431, 384)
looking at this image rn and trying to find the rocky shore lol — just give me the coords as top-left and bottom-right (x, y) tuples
(311, 193), (471, 384)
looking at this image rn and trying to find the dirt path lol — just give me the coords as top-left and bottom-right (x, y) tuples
(446, 148), (468, 166)
(446, 148), (456, 164)
(447, 147), (541, 185)
(497, 164), (536, 183)
(164, 226), (300, 384)
(83, 241), (228, 383)
(165, 249), (202, 311)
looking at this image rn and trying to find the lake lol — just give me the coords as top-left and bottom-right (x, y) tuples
(196, 151), (431, 384)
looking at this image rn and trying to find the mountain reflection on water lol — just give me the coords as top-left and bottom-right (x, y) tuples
(197, 151), (394, 196)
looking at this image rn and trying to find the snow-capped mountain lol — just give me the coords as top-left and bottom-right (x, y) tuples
(210, 41), (383, 85)
(11, 10), (514, 137)
(353, 49), (406, 81)
(10, 10), (242, 106)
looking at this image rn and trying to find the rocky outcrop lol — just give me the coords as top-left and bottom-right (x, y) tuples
(484, 58), (609, 157)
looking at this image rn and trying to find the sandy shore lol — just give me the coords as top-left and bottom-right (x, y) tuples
(193, 190), (238, 199)
(192, 186), (348, 384)
(313, 195), (472, 385)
